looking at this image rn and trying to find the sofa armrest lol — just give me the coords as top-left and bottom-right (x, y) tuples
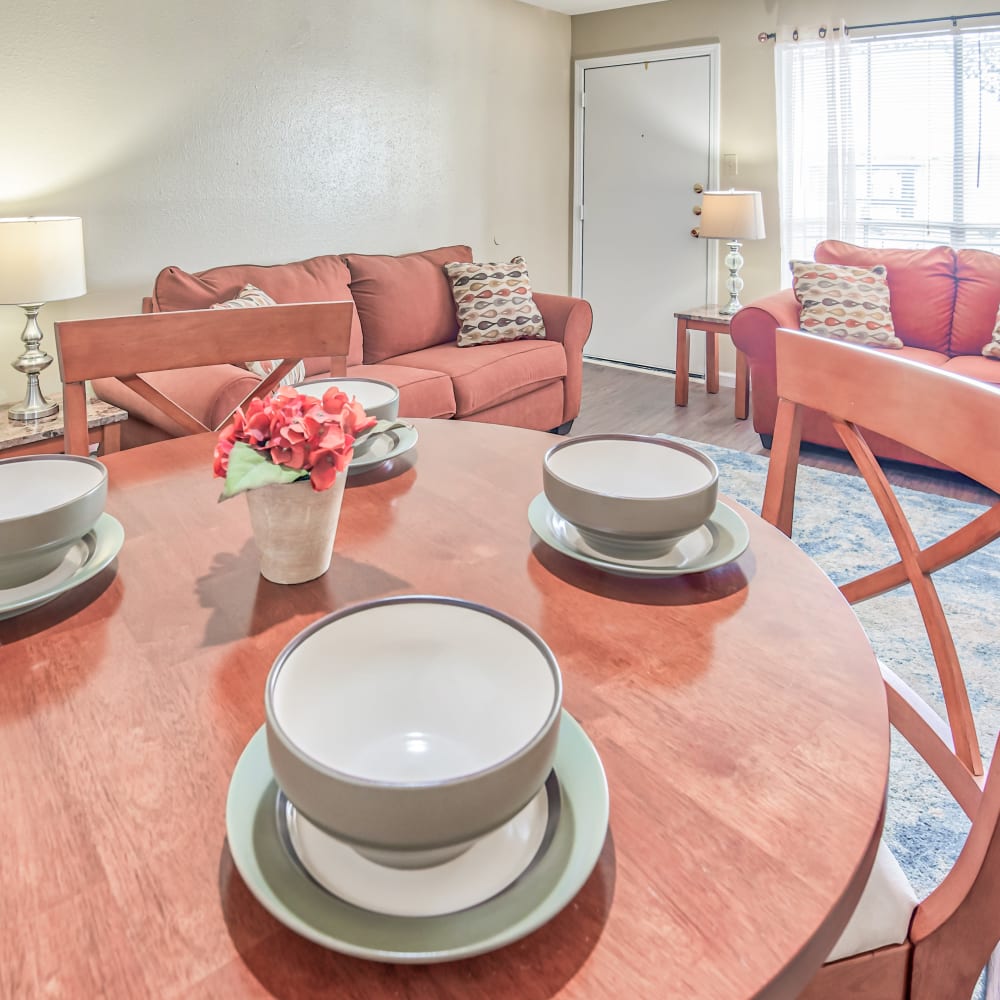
(729, 289), (801, 366)
(534, 291), (594, 425)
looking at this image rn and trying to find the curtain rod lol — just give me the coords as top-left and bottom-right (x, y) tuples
(757, 10), (1000, 42)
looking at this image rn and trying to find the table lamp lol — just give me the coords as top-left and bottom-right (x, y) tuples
(0, 216), (87, 421)
(697, 191), (765, 315)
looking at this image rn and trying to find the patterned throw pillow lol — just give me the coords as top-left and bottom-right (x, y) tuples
(982, 307), (1000, 360)
(444, 256), (546, 348)
(211, 284), (306, 386)
(790, 260), (903, 349)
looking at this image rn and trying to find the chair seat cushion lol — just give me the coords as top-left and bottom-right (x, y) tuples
(826, 840), (918, 964)
(383, 339), (566, 417)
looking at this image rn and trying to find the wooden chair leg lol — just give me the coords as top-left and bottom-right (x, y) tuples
(761, 398), (803, 538)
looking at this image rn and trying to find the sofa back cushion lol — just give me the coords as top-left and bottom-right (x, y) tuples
(345, 245), (473, 364)
(151, 255), (363, 369)
(952, 249), (1000, 357)
(814, 241), (955, 353)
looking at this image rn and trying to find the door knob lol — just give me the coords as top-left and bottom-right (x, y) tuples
(693, 183), (704, 194)
(692, 205), (702, 216)
(690, 227), (700, 238)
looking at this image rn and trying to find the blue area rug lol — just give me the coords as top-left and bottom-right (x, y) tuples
(669, 437), (997, 994)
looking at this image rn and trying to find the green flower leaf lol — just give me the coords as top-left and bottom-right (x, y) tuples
(219, 441), (306, 500)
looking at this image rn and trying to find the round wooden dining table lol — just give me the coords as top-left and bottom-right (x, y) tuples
(2, 419), (889, 999)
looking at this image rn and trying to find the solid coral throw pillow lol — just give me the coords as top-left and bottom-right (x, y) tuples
(444, 256), (546, 347)
(791, 260), (903, 349)
(211, 284), (306, 386)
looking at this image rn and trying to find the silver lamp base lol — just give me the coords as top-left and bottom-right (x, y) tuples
(718, 240), (745, 315)
(8, 303), (59, 422)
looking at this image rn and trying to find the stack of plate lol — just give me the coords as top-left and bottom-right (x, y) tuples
(225, 595), (610, 962)
(531, 434), (749, 578)
(0, 454), (124, 619)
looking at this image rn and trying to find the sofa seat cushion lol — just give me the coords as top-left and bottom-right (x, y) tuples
(151, 255), (364, 368)
(953, 249), (1000, 357)
(942, 354), (1000, 386)
(893, 346), (950, 368)
(341, 363), (457, 420)
(345, 245), (473, 364)
(826, 840), (918, 964)
(815, 241), (956, 353)
(383, 339), (566, 417)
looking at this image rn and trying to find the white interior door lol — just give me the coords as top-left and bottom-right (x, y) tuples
(575, 48), (718, 373)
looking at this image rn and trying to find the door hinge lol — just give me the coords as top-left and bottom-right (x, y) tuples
(580, 91), (586, 109)
(579, 204), (585, 221)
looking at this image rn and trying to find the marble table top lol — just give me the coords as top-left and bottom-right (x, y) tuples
(0, 393), (127, 452)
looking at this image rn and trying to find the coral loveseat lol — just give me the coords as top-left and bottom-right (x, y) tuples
(730, 240), (1000, 469)
(95, 244), (593, 450)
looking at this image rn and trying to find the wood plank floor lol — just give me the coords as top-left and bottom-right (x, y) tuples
(574, 362), (995, 507)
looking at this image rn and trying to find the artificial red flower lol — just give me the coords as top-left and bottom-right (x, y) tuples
(213, 384), (378, 491)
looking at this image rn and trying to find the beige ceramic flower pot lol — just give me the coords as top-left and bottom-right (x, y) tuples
(245, 475), (346, 584)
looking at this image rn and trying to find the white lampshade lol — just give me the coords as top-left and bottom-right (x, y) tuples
(0, 216), (87, 305)
(698, 191), (766, 241)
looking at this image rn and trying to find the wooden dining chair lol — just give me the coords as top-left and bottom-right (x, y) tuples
(54, 301), (354, 456)
(761, 327), (1000, 999)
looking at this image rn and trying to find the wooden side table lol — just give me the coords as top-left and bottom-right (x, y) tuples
(0, 393), (127, 459)
(674, 305), (750, 420)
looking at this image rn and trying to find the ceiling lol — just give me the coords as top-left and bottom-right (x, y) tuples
(520, 0), (662, 14)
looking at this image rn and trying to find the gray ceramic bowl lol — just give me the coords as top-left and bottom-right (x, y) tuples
(0, 454), (108, 588)
(294, 377), (400, 423)
(542, 434), (719, 559)
(265, 595), (562, 869)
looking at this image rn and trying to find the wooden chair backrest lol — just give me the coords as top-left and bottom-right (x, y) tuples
(55, 301), (353, 456)
(763, 328), (1000, 998)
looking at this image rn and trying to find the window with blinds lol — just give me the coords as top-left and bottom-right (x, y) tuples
(777, 26), (1000, 268)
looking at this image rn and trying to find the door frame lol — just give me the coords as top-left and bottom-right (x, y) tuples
(572, 45), (721, 313)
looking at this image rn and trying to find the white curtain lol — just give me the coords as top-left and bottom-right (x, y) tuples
(775, 28), (856, 277)
(775, 23), (1000, 281)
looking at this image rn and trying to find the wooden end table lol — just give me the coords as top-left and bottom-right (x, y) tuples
(674, 305), (750, 420)
(0, 392), (127, 458)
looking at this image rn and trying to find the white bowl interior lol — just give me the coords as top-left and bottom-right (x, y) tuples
(297, 379), (398, 411)
(272, 601), (557, 784)
(547, 439), (713, 499)
(0, 459), (105, 522)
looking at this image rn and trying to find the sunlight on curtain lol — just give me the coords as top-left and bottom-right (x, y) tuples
(776, 26), (1000, 280)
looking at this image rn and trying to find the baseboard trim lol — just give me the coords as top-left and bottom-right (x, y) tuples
(583, 357), (737, 389)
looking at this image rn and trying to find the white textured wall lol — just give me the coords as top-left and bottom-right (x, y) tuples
(0, 0), (571, 407)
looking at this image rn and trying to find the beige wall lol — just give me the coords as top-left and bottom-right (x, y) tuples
(573, 0), (1000, 372)
(0, 0), (571, 408)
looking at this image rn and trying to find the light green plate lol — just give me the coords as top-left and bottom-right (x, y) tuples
(348, 425), (418, 476)
(0, 512), (124, 620)
(529, 493), (750, 579)
(225, 711), (609, 963)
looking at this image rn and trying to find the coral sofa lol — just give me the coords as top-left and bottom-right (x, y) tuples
(95, 245), (593, 449)
(730, 240), (1000, 469)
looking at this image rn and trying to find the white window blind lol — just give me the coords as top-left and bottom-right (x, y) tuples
(777, 26), (1000, 274)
